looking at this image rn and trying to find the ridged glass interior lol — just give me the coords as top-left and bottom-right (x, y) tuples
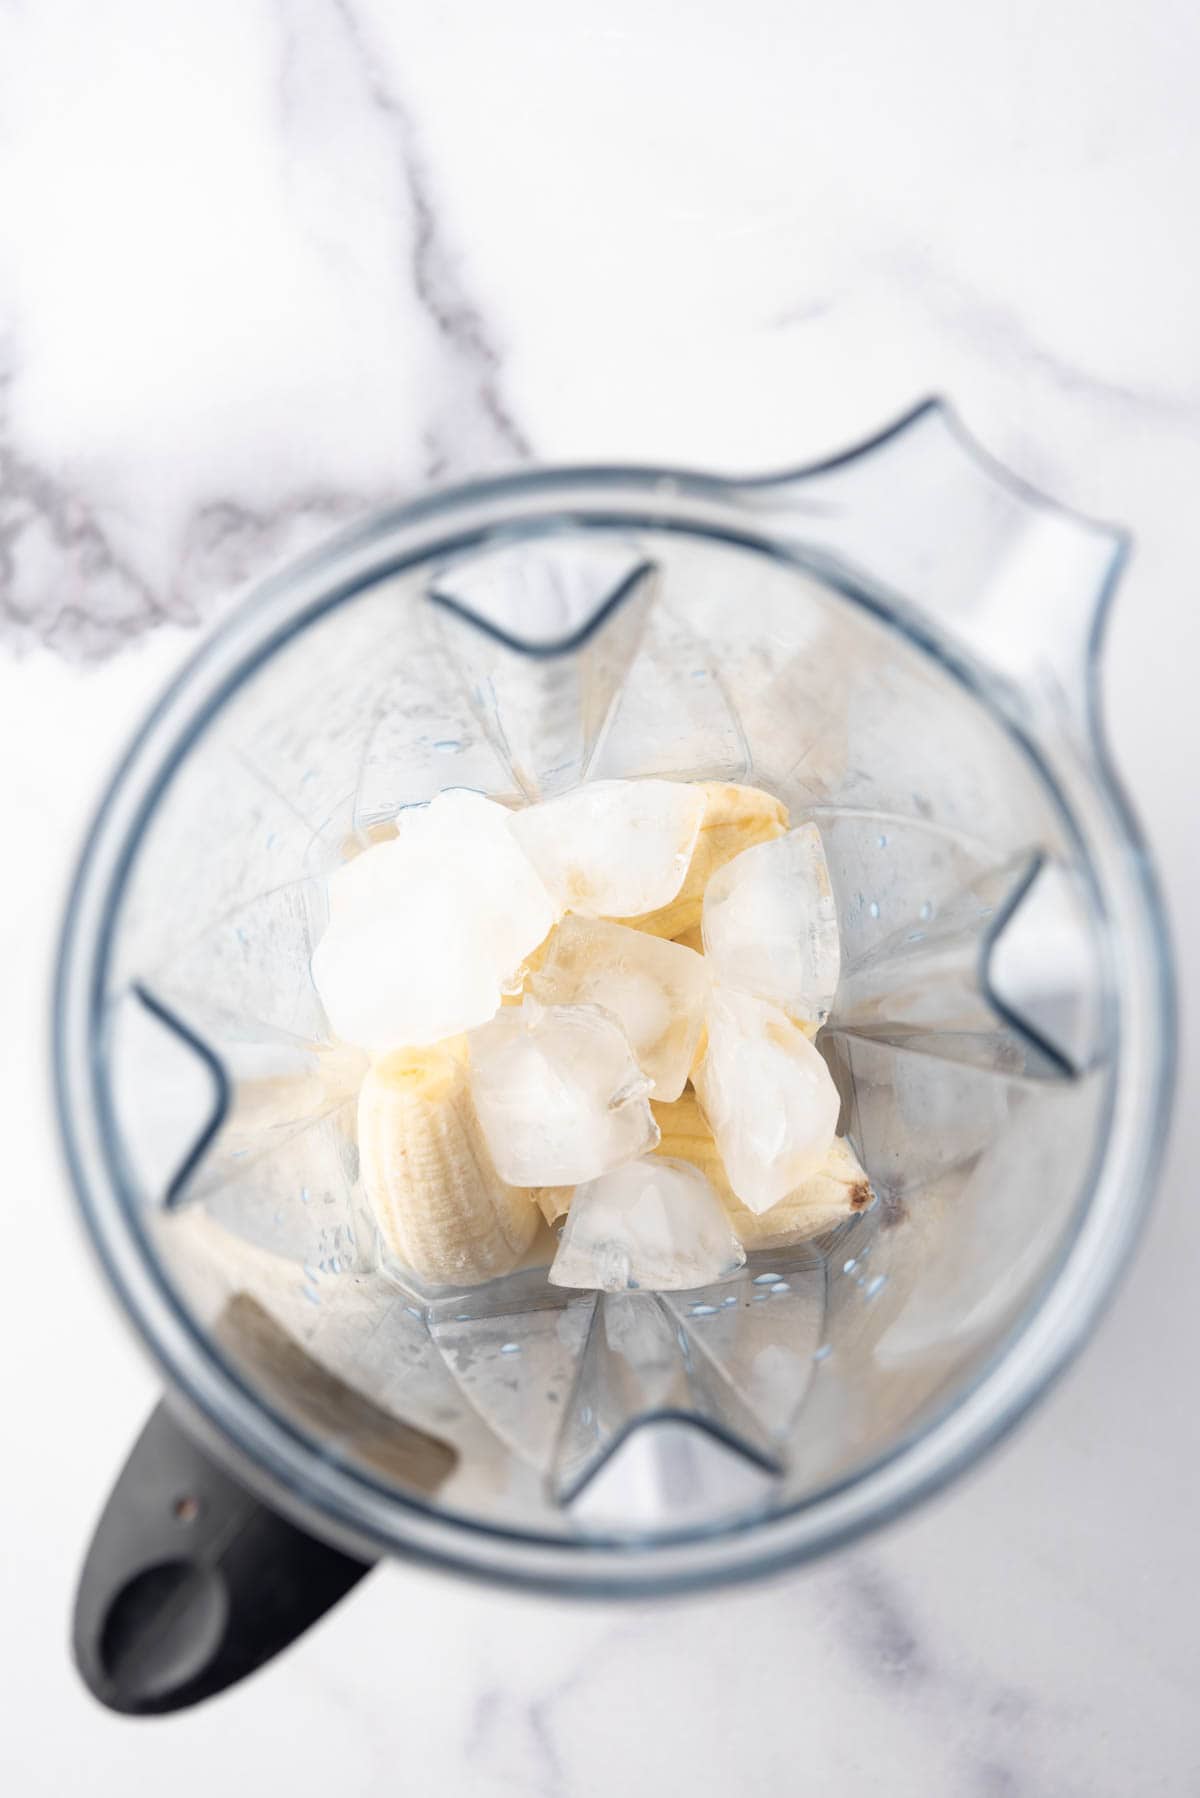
(99, 527), (1111, 1541)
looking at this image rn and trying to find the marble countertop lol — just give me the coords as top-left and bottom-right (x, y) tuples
(3, 2), (1199, 1792)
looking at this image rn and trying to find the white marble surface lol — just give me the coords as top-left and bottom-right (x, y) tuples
(2, 1), (1199, 1791)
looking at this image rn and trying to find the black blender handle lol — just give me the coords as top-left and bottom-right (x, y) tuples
(73, 1402), (374, 1714)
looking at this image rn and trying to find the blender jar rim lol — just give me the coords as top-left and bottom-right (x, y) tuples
(53, 443), (1176, 1592)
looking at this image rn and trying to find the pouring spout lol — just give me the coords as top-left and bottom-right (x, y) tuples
(732, 399), (1129, 738)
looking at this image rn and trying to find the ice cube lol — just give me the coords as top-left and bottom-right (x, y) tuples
(693, 986), (841, 1213)
(702, 823), (840, 1025)
(531, 915), (709, 1101)
(389, 789), (556, 978)
(621, 781), (789, 940)
(509, 779), (706, 918)
(468, 997), (659, 1186)
(549, 1157), (745, 1292)
(312, 789), (555, 1049)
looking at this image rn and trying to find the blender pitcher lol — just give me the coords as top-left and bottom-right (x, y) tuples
(54, 401), (1173, 1714)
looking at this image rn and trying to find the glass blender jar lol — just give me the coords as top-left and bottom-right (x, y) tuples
(54, 401), (1173, 1712)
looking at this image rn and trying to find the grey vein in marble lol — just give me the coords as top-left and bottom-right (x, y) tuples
(0, 371), (163, 658)
(840, 1561), (933, 1684)
(467, 1616), (648, 1798)
(893, 250), (1200, 434)
(0, 0), (530, 661)
(839, 1558), (1054, 1798)
(322, 0), (530, 473)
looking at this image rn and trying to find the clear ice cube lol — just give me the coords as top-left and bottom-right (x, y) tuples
(468, 997), (659, 1186)
(531, 915), (709, 1101)
(694, 986), (842, 1213)
(702, 823), (840, 1025)
(312, 789), (555, 1049)
(549, 1157), (746, 1293)
(509, 779), (706, 918)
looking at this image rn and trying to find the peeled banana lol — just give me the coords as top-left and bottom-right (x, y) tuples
(357, 1041), (539, 1286)
(721, 1135), (875, 1248)
(651, 1087), (728, 1191)
(533, 1186), (573, 1225)
(621, 781), (789, 941)
(652, 1088), (873, 1248)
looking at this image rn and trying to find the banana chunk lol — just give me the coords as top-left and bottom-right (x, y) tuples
(533, 1186), (573, 1226)
(357, 1042), (538, 1287)
(651, 1088), (729, 1192)
(621, 781), (788, 940)
(721, 1135), (875, 1248)
(652, 1089), (873, 1248)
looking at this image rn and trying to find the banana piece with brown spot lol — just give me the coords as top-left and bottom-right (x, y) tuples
(651, 1087), (873, 1248)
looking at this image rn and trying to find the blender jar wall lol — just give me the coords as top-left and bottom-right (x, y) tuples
(55, 432), (1172, 1591)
